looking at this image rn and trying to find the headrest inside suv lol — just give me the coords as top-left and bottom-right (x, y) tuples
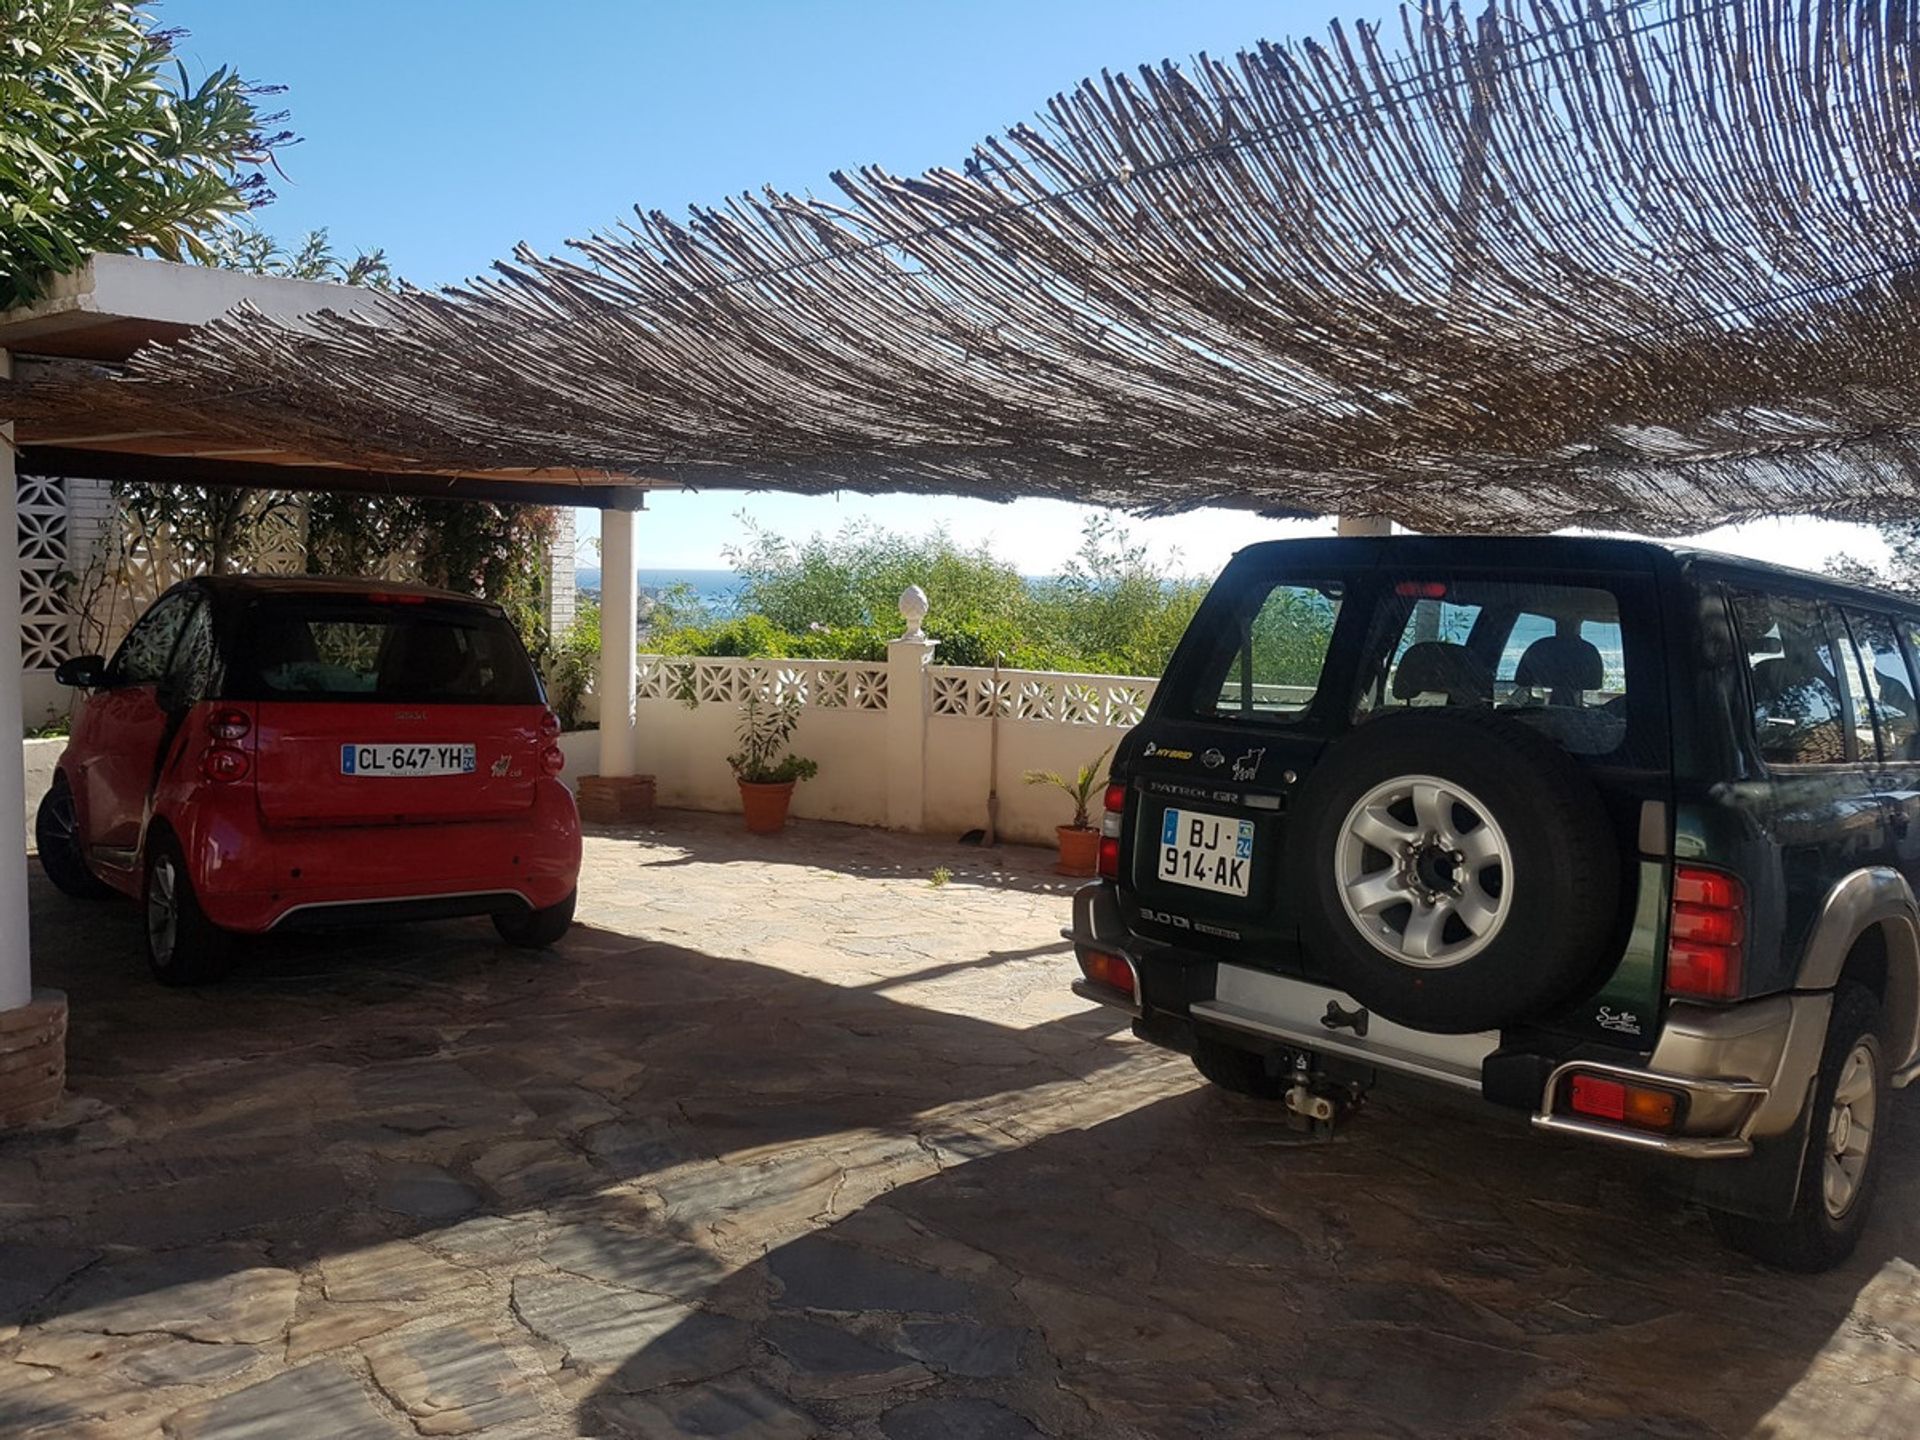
(1391, 641), (1493, 707)
(1513, 635), (1605, 703)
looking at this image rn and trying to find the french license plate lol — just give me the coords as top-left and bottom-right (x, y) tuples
(1159, 807), (1255, 896)
(340, 743), (476, 778)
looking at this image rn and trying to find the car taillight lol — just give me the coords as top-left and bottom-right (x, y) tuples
(1565, 1073), (1679, 1130)
(202, 707), (252, 782)
(539, 710), (562, 741)
(1667, 864), (1745, 1000)
(541, 744), (565, 776)
(201, 747), (251, 783)
(1098, 782), (1126, 878)
(1078, 948), (1135, 998)
(208, 708), (251, 742)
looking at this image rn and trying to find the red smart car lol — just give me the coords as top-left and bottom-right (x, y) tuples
(36, 576), (582, 984)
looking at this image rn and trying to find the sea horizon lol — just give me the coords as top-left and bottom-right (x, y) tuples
(576, 568), (743, 612)
(576, 567), (1064, 614)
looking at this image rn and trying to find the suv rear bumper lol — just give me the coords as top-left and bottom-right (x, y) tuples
(1066, 881), (1833, 1162)
(1063, 882), (1153, 1015)
(1531, 992), (1832, 1157)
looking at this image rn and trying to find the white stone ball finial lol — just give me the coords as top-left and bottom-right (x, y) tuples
(898, 584), (930, 641)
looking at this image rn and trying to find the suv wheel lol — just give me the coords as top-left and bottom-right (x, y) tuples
(1712, 983), (1887, 1272)
(1286, 709), (1621, 1033)
(1192, 1037), (1289, 1099)
(493, 889), (576, 949)
(35, 778), (110, 899)
(144, 834), (235, 986)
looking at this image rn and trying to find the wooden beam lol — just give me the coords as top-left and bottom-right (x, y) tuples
(21, 445), (645, 510)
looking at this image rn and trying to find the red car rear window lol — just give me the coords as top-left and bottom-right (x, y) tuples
(227, 596), (543, 706)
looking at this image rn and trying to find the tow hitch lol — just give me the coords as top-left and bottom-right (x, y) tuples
(1284, 1051), (1372, 1136)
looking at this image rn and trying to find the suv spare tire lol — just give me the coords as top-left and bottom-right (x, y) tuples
(1285, 708), (1621, 1034)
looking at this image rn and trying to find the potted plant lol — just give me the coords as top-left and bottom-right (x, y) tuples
(730, 692), (819, 833)
(1025, 745), (1112, 876)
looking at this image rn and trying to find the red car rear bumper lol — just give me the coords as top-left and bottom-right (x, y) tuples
(175, 777), (582, 933)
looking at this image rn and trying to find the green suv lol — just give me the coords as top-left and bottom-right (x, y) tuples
(1069, 535), (1919, 1270)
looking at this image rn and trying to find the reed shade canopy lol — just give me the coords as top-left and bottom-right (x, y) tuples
(10, 0), (1920, 533)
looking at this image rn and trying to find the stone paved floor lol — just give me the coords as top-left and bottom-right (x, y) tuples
(3, 812), (1920, 1439)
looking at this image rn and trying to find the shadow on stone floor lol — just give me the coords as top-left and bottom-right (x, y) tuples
(0, 870), (1135, 1436)
(7, 850), (1920, 1438)
(607, 810), (1090, 898)
(585, 1079), (1920, 1439)
(845, 943), (1073, 996)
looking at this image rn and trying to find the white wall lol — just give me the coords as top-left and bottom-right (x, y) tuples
(21, 677), (70, 734)
(580, 655), (1150, 845)
(21, 737), (61, 851)
(923, 715), (1122, 842)
(632, 701), (898, 826)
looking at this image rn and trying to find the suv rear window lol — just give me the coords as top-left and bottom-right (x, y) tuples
(228, 596), (543, 706)
(1199, 581), (1344, 718)
(1843, 609), (1919, 761)
(1357, 579), (1630, 756)
(1727, 589), (1853, 765)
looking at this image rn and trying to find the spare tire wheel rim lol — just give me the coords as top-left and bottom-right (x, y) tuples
(1335, 774), (1514, 969)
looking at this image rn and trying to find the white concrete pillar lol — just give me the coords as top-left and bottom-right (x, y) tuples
(0, 351), (31, 1012)
(1, 349), (69, 1127)
(885, 586), (936, 832)
(597, 504), (639, 779)
(1336, 516), (1394, 537)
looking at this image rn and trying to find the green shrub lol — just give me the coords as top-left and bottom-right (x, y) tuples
(1, 2), (290, 308)
(544, 601), (600, 730)
(646, 513), (1234, 678)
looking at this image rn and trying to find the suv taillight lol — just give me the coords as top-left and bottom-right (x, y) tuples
(1667, 865), (1745, 1000)
(1564, 1073), (1680, 1131)
(1098, 782), (1126, 879)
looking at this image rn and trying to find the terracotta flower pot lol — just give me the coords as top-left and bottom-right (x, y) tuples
(739, 779), (797, 833)
(1055, 824), (1101, 877)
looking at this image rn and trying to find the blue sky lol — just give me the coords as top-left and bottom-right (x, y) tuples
(162, 0), (1882, 577)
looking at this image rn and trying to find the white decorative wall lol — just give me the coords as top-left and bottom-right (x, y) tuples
(597, 652), (1148, 846)
(15, 477), (70, 678)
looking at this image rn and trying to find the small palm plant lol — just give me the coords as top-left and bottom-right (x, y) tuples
(1024, 744), (1113, 831)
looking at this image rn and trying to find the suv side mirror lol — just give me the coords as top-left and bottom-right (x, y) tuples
(54, 655), (106, 689)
